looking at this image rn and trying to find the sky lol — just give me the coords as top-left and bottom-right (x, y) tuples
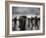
(12, 7), (40, 15)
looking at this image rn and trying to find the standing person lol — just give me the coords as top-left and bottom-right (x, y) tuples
(31, 17), (36, 30)
(37, 17), (40, 30)
(12, 17), (17, 31)
(30, 17), (34, 30)
(35, 16), (38, 30)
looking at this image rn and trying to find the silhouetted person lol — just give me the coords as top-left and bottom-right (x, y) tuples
(12, 17), (17, 31)
(37, 17), (40, 29)
(35, 16), (39, 30)
(30, 17), (34, 30)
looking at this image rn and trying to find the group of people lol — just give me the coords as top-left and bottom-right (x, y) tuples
(12, 16), (40, 31)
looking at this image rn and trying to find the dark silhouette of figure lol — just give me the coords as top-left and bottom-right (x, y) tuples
(35, 16), (39, 30)
(37, 17), (40, 29)
(19, 16), (27, 31)
(12, 17), (17, 31)
(30, 17), (34, 30)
